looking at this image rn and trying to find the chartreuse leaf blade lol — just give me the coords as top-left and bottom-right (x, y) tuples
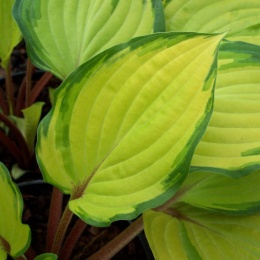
(0, 0), (22, 69)
(144, 206), (260, 260)
(191, 41), (260, 176)
(175, 170), (260, 215)
(13, 0), (164, 79)
(0, 163), (30, 258)
(163, 0), (260, 45)
(36, 32), (223, 226)
(22, 102), (45, 153)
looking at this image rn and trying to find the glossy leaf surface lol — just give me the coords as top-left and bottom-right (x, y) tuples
(13, 0), (164, 79)
(163, 0), (260, 45)
(0, 0), (22, 69)
(0, 163), (30, 258)
(36, 32), (223, 226)
(144, 205), (260, 260)
(191, 41), (260, 176)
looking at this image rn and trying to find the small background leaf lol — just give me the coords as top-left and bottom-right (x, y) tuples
(13, 0), (165, 79)
(0, 0), (22, 69)
(163, 0), (260, 45)
(0, 163), (30, 258)
(34, 253), (58, 260)
(191, 41), (260, 176)
(36, 32), (223, 226)
(10, 102), (44, 153)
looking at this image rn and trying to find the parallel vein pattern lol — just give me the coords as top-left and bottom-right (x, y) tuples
(36, 32), (223, 226)
(144, 207), (260, 260)
(192, 41), (260, 176)
(163, 0), (260, 45)
(13, 0), (164, 79)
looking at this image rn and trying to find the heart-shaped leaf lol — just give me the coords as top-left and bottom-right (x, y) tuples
(163, 0), (260, 45)
(144, 205), (260, 260)
(191, 41), (260, 177)
(36, 32), (223, 226)
(0, 163), (30, 258)
(174, 170), (260, 215)
(0, 0), (22, 69)
(13, 0), (165, 79)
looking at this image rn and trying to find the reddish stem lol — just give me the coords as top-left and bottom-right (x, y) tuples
(46, 187), (64, 252)
(5, 63), (14, 114)
(88, 216), (144, 260)
(59, 218), (87, 260)
(51, 205), (74, 255)
(28, 72), (53, 106)
(25, 59), (34, 108)
(24, 246), (37, 260)
(0, 88), (8, 114)
(0, 112), (31, 168)
(15, 75), (26, 116)
(0, 130), (24, 166)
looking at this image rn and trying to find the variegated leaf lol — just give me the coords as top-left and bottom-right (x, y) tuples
(191, 41), (260, 176)
(163, 0), (260, 45)
(36, 32), (223, 226)
(13, 0), (165, 79)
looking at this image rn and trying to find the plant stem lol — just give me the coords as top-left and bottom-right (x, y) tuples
(15, 75), (26, 116)
(24, 246), (37, 260)
(46, 187), (63, 252)
(5, 62), (14, 114)
(28, 72), (53, 106)
(59, 218), (87, 260)
(51, 204), (74, 255)
(0, 112), (31, 168)
(25, 59), (33, 108)
(0, 88), (8, 114)
(88, 216), (144, 260)
(0, 130), (24, 166)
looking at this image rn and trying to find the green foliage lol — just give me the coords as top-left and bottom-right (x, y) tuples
(34, 253), (58, 260)
(0, 163), (30, 259)
(0, 0), (259, 259)
(144, 170), (260, 259)
(0, 0), (22, 69)
(13, 0), (165, 79)
(191, 40), (260, 176)
(36, 32), (223, 226)
(163, 0), (260, 45)
(144, 206), (260, 260)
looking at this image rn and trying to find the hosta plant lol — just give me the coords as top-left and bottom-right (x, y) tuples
(0, 0), (260, 259)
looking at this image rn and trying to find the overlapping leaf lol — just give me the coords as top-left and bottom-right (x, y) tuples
(144, 167), (260, 259)
(0, 163), (30, 258)
(36, 32), (223, 226)
(191, 41), (260, 176)
(144, 206), (260, 260)
(13, 0), (165, 79)
(163, 0), (260, 45)
(174, 170), (260, 215)
(0, 0), (22, 69)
